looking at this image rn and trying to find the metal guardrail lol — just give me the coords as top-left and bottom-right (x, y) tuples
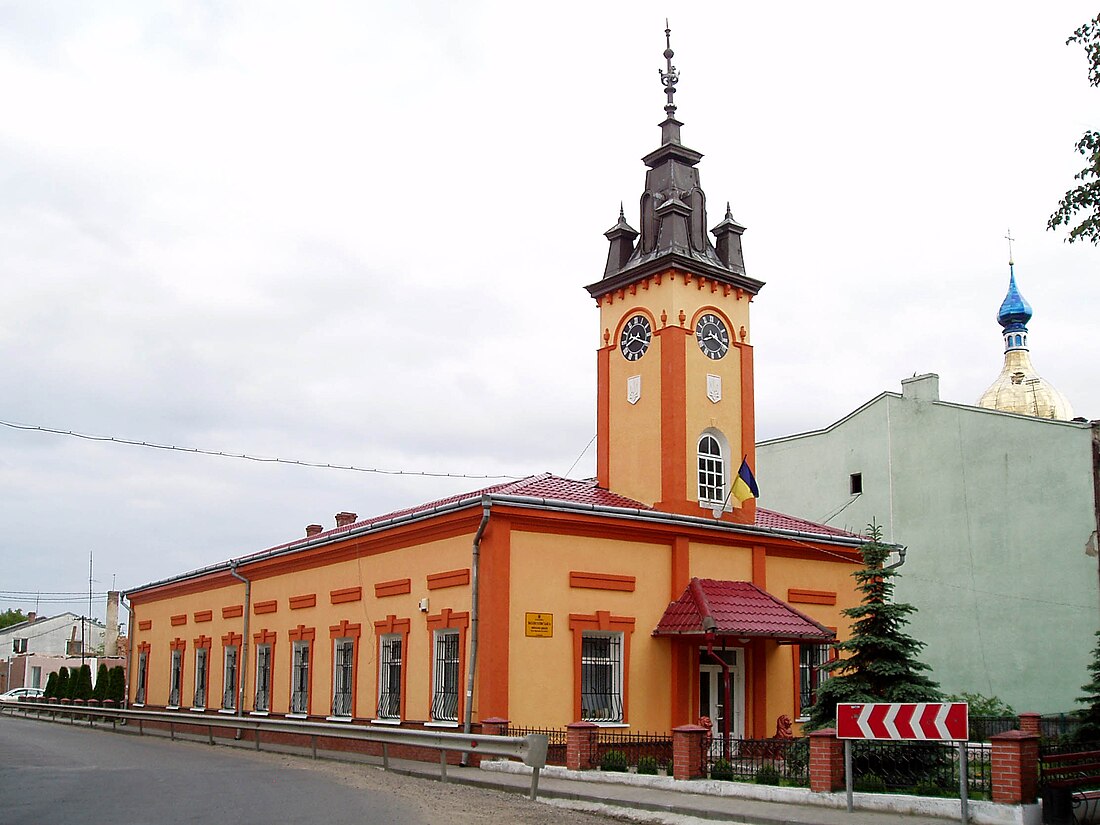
(2, 702), (548, 800)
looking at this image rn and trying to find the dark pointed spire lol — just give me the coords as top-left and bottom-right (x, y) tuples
(659, 20), (679, 120)
(603, 203), (639, 276)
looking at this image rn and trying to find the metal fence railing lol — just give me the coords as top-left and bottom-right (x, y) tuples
(701, 736), (810, 786)
(594, 729), (672, 772)
(509, 725), (567, 766)
(843, 740), (992, 798)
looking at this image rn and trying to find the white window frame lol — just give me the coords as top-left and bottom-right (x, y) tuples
(290, 640), (310, 716)
(697, 432), (728, 507)
(222, 645), (238, 711)
(580, 631), (624, 723)
(253, 643), (272, 713)
(192, 647), (208, 710)
(135, 651), (148, 705)
(377, 633), (402, 720)
(331, 638), (354, 719)
(430, 629), (460, 723)
(168, 649), (182, 708)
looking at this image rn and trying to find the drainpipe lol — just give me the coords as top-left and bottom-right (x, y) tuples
(229, 561), (251, 730)
(120, 594), (131, 711)
(882, 545), (907, 572)
(460, 496), (492, 765)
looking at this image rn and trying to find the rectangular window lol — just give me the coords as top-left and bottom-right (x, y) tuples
(581, 632), (623, 722)
(799, 644), (831, 718)
(850, 472), (863, 495)
(430, 630), (460, 722)
(377, 634), (402, 719)
(168, 650), (182, 708)
(331, 638), (354, 718)
(697, 435), (725, 505)
(31, 666), (41, 689)
(193, 647), (208, 709)
(222, 645), (238, 710)
(290, 640), (310, 715)
(135, 652), (148, 705)
(254, 644), (272, 712)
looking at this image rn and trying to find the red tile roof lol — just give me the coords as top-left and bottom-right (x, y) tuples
(654, 578), (835, 641)
(754, 507), (861, 538)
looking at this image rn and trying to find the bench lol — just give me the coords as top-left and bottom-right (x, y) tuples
(1043, 750), (1100, 825)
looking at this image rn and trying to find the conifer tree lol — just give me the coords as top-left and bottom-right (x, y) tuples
(55, 667), (70, 700)
(107, 666), (126, 703)
(1073, 630), (1100, 743)
(44, 670), (58, 699)
(92, 664), (110, 701)
(72, 664), (93, 701)
(807, 522), (941, 729)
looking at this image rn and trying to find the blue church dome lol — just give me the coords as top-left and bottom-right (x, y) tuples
(997, 266), (1032, 330)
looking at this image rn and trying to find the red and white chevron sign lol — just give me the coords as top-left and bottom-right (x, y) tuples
(836, 702), (969, 741)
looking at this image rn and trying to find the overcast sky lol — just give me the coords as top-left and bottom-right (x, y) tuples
(2, 2), (1098, 626)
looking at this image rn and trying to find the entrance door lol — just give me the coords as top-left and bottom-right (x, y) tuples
(699, 648), (744, 754)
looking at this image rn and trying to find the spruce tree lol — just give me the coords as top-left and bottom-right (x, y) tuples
(1073, 630), (1100, 743)
(807, 522), (941, 729)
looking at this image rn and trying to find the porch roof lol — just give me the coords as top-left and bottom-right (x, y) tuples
(653, 578), (835, 642)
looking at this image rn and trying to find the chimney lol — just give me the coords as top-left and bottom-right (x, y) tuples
(335, 512), (357, 528)
(26, 612), (36, 625)
(305, 524), (323, 537)
(105, 591), (120, 657)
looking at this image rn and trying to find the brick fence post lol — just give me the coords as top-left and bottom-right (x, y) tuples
(671, 724), (707, 780)
(809, 728), (845, 792)
(480, 717), (509, 737)
(990, 729), (1040, 805)
(566, 721), (599, 771)
(1017, 712), (1041, 738)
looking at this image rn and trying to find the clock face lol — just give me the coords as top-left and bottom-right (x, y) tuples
(619, 314), (652, 361)
(695, 313), (730, 360)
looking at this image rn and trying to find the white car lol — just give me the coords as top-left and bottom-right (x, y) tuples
(0, 687), (45, 704)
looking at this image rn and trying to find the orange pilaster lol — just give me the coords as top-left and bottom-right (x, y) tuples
(477, 517), (512, 719)
(657, 326), (689, 513)
(734, 341), (756, 524)
(596, 347), (610, 489)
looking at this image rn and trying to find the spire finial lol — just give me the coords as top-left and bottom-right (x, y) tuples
(1005, 228), (1015, 267)
(659, 21), (679, 119)
(619, 201), (625, 220)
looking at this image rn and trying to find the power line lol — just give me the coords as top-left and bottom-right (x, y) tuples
(0, 418), (523, 480)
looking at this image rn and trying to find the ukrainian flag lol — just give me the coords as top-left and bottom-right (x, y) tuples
(731, 457), (759, 504)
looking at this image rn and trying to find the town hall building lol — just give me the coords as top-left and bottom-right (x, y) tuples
(125, 33), (869, 743)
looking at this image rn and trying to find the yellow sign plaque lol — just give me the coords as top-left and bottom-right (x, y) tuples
(525, 612), (553, 637)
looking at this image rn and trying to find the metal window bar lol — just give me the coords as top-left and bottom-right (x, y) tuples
(431, 632), (459, 722)
(798, 644), (830, 716)
(377, 636), (402, 719)
(168, 651), (181, 707)
(254, 645), (271, 712)
(331, 640), (353, 717)
(135, 653), (147, 704)
(580, 634), (623, 722)
(193, 648), (207, 708)
(222, 647), (237, 710)
(697, 436), (723, 503)
(291, 642), (309, 715)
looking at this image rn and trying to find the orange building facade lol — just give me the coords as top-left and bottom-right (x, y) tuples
(126, 35), (868, 742)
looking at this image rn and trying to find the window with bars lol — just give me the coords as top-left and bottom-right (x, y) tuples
(697, 434), (724, 504)
(799, 643), (831, 718)
(168, 650), (182, 707)
(430, 630), (460, 722)
(581, 632), (623, 722)
(222, 645), (238, 710)
(135, 651), (148, 705)
(377, 634), (402, 719)
(254, 644), (272, 712)
(331, 638), (354, 718)
(290, 640), (310, 715)
(193, 647), (208, 709)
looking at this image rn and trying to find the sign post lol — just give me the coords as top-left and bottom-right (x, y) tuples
(837, 702), (969, 823)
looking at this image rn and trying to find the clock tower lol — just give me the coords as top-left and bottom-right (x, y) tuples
(586, 27), (764, 523)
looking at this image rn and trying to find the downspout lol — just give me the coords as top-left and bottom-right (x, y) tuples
(882, 545), (907, 572)
(229, 561), (251, 733)
(692, 578), (732, 760)
(120, 594), (132, 710)
(460, 496), (492, 765)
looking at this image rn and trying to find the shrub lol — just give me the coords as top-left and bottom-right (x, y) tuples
(600, 750), (628, 772)
(92, 664), (110, 701)
(754, 764), (783, 785)
(44, 671), (58, 699)
(108, 667), (126, 703)
(710, 758), (734, 781)
(72, 665), (93, 700)
(637, 756), (659, 775)
(55, 667), (70, 699)
(946, 692), (1015, 717)
(855, 774), (887, 793)
(912, 779), (950, 797)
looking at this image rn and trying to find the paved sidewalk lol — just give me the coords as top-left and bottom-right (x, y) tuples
(386, 758), (1011, 825)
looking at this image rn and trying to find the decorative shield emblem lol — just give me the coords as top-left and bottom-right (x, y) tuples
(627, 375), (642, 405)
(707, 374), (722, 403)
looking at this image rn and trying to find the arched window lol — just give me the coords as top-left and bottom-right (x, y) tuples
(1014, 334), (1022, 347)
(697, 434), (725, 505)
